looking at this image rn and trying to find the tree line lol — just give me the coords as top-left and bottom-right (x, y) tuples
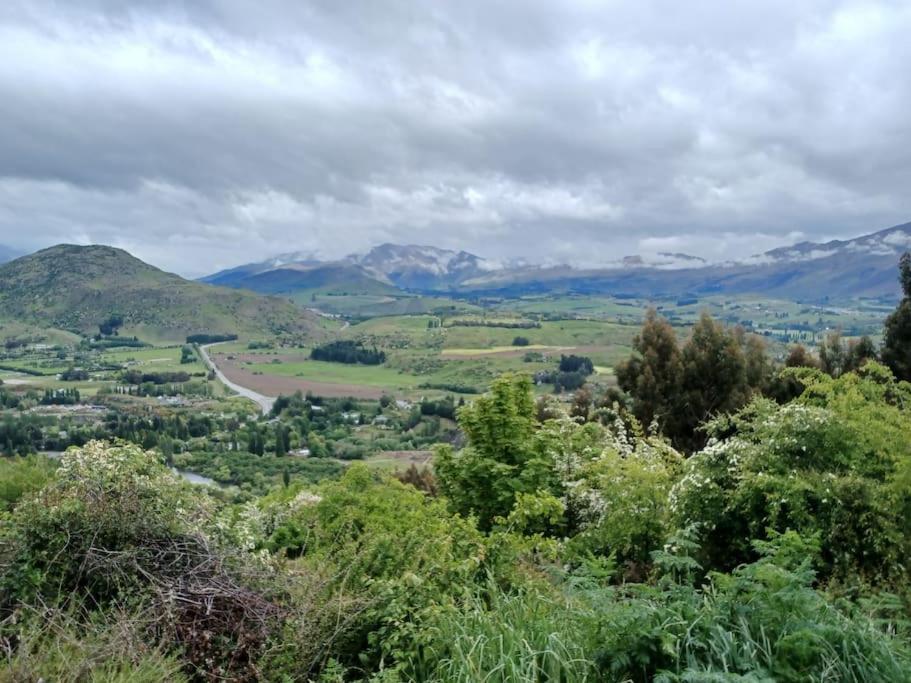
(310, 340), (386, 365)
(615, 252), (911, 451)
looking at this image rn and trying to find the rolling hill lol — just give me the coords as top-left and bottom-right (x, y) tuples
(0, 244), (325, 343)
(205, 262), (399, 297)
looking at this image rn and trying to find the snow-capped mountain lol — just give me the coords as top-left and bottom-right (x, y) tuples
(202, 221), (911, 301)
(458, 222), (911, 300)
(201, 252), (323, 287)
(203, 244), (498, 292)
(614, 252), (707, 270)
(346, 243), (499, 290)
(742, 222), (911, 266)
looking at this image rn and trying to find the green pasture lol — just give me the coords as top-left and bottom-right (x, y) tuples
(100, 346), (207, 374)
(250, 358), (425, 389)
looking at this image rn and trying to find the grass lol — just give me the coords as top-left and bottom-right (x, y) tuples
(492, 293), (889, 344)
(100, 346), (207, 374)
(440, 319), (635, 351)
(250, 359), (425, 388)
(412, 587), (595, 682)
(441, 344), (566, 356)
(6, 291), (883, 402)
(229, 313), (637, 397)
(0, 320), (82, 346)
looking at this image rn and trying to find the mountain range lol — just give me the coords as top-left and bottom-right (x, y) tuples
(0, 245), (323, 342)
(0, 221), (907, 344)
(203, 221), (911, 301)
(203, 243), (497, 293)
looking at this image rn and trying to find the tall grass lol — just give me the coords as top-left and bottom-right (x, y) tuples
(0, 454), (56, 511)
(410, 586), (595, 683)
(2, 606), (187, 683)
(403, 536), (911, 683)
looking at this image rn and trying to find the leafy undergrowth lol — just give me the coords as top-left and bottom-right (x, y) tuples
(1, 362), (911, 681)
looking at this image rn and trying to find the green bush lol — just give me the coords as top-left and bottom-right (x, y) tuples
(592, 531), (911, 682)
(262, 464), (493, 674)
(0, 454), (56, 511)
(409, 532), (911, 683)
(671, 365), (911, 584)
(0, 441), (285, 680)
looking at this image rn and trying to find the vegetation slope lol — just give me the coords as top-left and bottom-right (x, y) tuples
(0, 245), (325, 342)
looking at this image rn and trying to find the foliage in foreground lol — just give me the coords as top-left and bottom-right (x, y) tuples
(672, 363), (911, 584)
(2, 357), (911, 680)
(410, 532), (911, 682)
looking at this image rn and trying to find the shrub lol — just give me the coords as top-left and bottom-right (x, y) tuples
(186, 333), (237, 344)
(263, 464), (490, 673)
(0, 454), (57, 511)
(671, 365), (911, 583)
(559, 354), (594, 375)
(583, 531), (911, 682)
(0, 441), (282, 679)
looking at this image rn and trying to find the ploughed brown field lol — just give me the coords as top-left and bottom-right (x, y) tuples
(212, 354), (386, 399)
(222, 352), (310, 363)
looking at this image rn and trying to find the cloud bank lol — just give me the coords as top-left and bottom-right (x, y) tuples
(1, 0), (910, 275)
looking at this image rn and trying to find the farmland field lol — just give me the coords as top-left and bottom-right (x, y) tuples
(1, 292), (887, 407)
(192, 291), (891, 402)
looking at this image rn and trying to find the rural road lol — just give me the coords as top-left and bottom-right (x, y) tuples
(199, 343), (275, 415)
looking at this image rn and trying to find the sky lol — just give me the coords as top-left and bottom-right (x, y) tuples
(1, 1), (910, 277)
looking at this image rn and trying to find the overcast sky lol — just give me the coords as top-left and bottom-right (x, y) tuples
(1, 1), (910, 277)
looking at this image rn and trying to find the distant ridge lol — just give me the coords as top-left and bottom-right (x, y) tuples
(216, 262), (400, 297)
(202, 221), (911, 301)
(203, 243), (496, 293)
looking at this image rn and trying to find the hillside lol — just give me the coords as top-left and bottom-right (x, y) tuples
(0, 245), (325, 342)
(208, 262), (399, 297)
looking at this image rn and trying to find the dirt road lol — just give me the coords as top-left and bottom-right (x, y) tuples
(199, 343), (275, 415)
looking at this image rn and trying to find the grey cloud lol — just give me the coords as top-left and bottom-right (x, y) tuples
(0, 0), (910, 276)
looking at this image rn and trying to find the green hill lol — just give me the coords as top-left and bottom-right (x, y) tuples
(231, 263), (400, 297)
(0, 245), (325, 343)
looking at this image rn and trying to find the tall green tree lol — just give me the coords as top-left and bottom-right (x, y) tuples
(615, 309), (683, 433)
(274, 424), (288, 456)
(434, 374), (543, 529)
(678, 313), (749, 450)
(882, 252), (911, 381)
(618, 310), (761, 451)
